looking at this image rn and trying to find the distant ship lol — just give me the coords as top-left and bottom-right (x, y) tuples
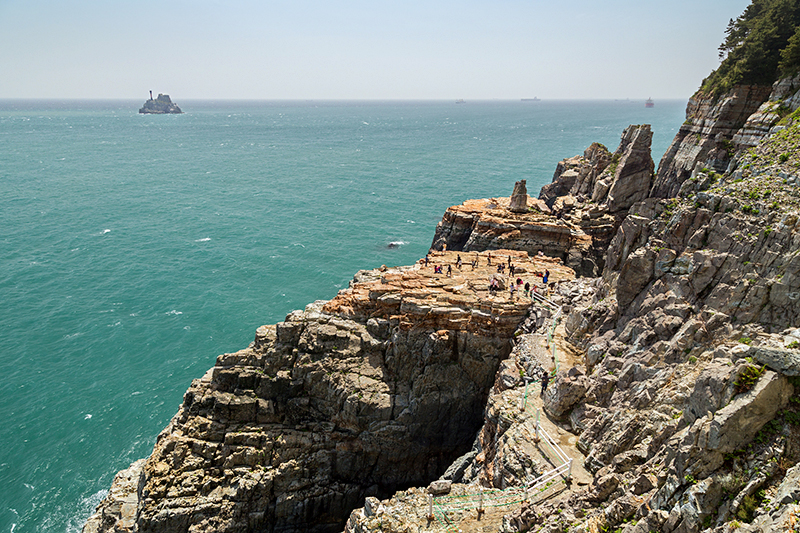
(455, 99), (466, 104)
(645, 98), (654, 108)
(521, 97), (541, 102)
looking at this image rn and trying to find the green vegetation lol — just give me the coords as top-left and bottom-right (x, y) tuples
(737, 493), (762, 522)
(702, 0), (800, 98)
(606, 152), (622, 177)
(734, 364), (766, 394)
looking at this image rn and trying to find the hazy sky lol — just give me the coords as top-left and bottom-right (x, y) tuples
(0, 0), (751, 100)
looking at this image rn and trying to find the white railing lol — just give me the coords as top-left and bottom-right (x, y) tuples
(427, 294), (572, 531)
(430, 411), (573, 530)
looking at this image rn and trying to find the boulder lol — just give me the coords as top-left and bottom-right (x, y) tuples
(702, 370), (792, 453)
(774, 464), (800, 504)
(544, 366), (590, 418)
(616, 247), (656, 309)
(749, 346), (800, 376)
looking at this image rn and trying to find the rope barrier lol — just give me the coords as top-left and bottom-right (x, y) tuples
(426, 296), (572, 531)
(431, 413), (573, 528)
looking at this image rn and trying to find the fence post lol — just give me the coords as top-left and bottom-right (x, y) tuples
(534, 408), (540, 442)
(520, 381), (528, 412)
(568, 458), (573, 483)
(477, 492), (484, 518)
(427, 493), (434, 520)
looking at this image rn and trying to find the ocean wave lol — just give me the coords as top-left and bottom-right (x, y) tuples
(194, 237), (211, 242)
(387, 241), (406, 248)
(166, 310), (183, 316)
(64, 489), (108, 533)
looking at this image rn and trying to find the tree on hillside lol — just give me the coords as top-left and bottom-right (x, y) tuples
(703, 0), (800, 97)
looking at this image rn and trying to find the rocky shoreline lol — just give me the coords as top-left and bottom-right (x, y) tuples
(86, 72), (800, 533)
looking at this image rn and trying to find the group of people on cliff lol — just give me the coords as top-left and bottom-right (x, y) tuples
(425, 251), (551, 300)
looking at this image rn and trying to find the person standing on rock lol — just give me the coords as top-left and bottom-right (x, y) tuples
(541, 370), (550, 396)
(524, 281), (530, 297)
(543, 269), (549, 285)
(447, 264), (452, 277)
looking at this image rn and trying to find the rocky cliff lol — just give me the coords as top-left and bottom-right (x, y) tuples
(88, 9), (800, 528)
(650, 73), (800, 201)
(83, 252), (575, 533)
(431, 124), (655, 277)
(87, 107), (800, 532)
(139, 93), (183, 114)
(344, 114), (800, 533)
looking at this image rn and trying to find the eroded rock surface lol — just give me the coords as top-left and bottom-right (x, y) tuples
(344, 102), (800, 533)
(91, 69), (800, 533)
(431, 125), (655, 277)
(85, 252), (574, 533)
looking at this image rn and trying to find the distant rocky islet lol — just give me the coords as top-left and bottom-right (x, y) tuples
(139, 92), (182, 114)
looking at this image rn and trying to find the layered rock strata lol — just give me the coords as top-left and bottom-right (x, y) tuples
(651, 85), (772, 198)
(651, 73), (800, 201)
(431, 124), (654, 276)
(345, 114), (800, 533)
(84, 252), (574, 533)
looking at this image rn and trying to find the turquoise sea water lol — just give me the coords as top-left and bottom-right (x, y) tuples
(0, 99), (685, 532)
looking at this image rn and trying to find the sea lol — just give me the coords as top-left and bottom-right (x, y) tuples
(0, 99), (686, 532)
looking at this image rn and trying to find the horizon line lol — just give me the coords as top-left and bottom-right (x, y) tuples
(0, 96), (689, 102)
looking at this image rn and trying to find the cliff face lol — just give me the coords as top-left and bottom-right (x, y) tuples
(652, 74), (800, 200)
(88, 47), (800, 533)
(83, 252), (574, 533)
(345, 97), (800, 533)
(431, 125), (655, 277)
(651, 85), (772, 198)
